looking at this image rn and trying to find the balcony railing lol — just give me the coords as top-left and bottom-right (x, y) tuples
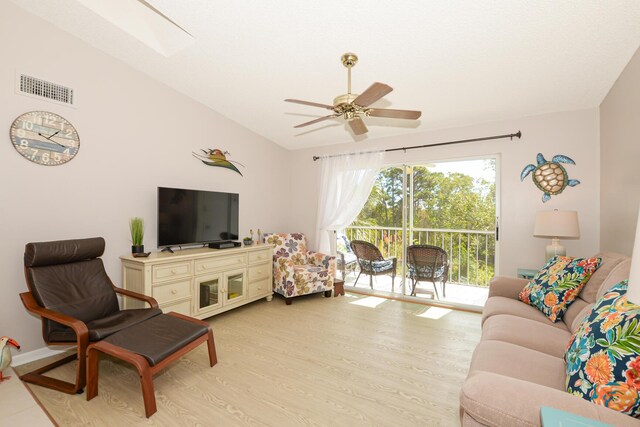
(344, 226), (496, 287)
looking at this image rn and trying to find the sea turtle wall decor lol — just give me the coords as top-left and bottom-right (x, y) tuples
(520, 153), (580, 202)
(192, 148), (245, 176)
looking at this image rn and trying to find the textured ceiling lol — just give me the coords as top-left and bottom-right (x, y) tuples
(10, 0), (640, 150)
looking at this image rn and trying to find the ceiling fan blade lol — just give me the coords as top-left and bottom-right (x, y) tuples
(368, 108), (422, 120)
(348, 117), (368, 135)
(353, 82), (393, 107)
(294, 114), (338, 128)
(285, 99), (335, 111)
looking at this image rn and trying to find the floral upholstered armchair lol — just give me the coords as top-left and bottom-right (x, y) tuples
(264, 233), (336, 305)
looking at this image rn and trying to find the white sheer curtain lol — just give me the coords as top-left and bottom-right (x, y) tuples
(315, 151), (384, 254)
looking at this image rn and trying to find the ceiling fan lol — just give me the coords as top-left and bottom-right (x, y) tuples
(285, 53), (422, 136)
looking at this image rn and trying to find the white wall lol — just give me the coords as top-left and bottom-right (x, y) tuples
(600, 46), (640, 255)
(288, 109), (601, 278)
(0, 3), (289, 352)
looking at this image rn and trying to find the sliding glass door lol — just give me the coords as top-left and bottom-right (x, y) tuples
(343, 157), (498, 307)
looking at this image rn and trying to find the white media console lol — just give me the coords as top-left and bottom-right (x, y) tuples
(120, 244), (273, 319)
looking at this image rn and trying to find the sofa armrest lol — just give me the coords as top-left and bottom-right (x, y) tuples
(460, 371), (640, 426)
(488, 276), (529, 299)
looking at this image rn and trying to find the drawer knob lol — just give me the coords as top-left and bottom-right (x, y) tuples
(171, 290), (177, 295)
(171, 269), (177, 274)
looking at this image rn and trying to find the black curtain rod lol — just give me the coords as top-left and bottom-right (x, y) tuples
(312, 130), (522, 161)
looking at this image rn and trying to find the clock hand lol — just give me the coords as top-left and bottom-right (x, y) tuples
(46, 130), (61, 140)
(37, 132), (66, 148)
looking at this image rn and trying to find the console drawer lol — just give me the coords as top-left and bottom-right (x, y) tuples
(152, 279), (191, 304)
(195, 254), (246, 274)
(248, 249), (271, 265)
(152, 261), (191, 283)
(248, 263), (270, 282)
(160, 299), (191, 317)
(249, 277), (271, 298)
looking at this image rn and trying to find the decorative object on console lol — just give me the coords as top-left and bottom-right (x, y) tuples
(10, 111), (80, 165)
(192, 148), (244, 176)
(0, 336), (20, 382)
(534, 210), (580, 262)
(264, 233), (335, 305)
(285, 53), (421, 136)
(243, 237), (254, 246)
(518, 255), (601, 322)
(129, 216), (145, 254)
(520, 153), (580, 202)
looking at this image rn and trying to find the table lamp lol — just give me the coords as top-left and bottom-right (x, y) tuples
(534, 210), (580, 262)
(625, 209), (640, 304)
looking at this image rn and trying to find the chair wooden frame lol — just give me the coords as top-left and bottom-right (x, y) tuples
(86, 311), (217, 418)
(19, 280), (158, 395)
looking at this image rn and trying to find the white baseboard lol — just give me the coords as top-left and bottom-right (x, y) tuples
(11, 345), (74, 367)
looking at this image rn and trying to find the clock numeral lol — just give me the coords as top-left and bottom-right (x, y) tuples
(20, 139), (29, 149)
(16, 129), (26, 137)
(64, 129), (73, 138)
(22, 121), (34, 131)
(53, 153), (61, 162)
(44, 117), (56, 126)
(41, 152), (50, 163)
(63, 148), (70, 155)
(30, 148), (39, 160)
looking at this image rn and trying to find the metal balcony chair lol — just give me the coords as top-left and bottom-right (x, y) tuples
(406, 244), (449, 299)
(336, 234), (358, 280)
(350, 240), (397, 291)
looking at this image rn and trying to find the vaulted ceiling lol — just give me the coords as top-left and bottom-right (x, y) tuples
(10, 0), (640, 149)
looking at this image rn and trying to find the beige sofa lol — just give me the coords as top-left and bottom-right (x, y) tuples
(459, 252), (640, 426)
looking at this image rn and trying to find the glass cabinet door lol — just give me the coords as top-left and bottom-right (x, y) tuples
(194, 274), (222, 314)
(224, 269), (246, 305)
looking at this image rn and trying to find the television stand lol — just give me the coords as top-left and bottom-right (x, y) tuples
(209, 241), (241, 249)
(120, 245), (274, 320)
(161, 246), (174, 253)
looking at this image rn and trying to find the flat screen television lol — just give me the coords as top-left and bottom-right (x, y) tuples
(157, 187), (239, 248)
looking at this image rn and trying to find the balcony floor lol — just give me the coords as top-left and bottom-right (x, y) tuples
(342, 272), (489, 307)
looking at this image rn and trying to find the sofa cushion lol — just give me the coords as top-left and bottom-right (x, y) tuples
(482, 315), (573, 358)
(482, 296), (569, 330)
(470, 340), (566, 390)
(565, 280), (640, 417)
(461, 371), (640, 427)
(518, 256), (602, 322)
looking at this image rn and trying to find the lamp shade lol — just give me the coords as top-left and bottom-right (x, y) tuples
(533, 210), (580, 238)
(625, 209), (640, 304)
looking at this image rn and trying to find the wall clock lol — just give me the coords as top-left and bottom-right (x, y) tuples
(9, 111), (80, 166)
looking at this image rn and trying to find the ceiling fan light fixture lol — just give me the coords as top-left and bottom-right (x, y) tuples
(285, 52), (422, 135)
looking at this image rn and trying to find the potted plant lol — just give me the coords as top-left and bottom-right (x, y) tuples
(243, 236), (253, 246)
(130, 217), (145, 254)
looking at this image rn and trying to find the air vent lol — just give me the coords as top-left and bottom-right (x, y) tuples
(18, 74), (74, 105)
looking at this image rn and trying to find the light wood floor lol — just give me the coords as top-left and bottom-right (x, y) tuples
(15, 293), (481, 426)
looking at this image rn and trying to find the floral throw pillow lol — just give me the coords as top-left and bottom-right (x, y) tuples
(518, 256), (601, 322)
(565, 280), (640, 417)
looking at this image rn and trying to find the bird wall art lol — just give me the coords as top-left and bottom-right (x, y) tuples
(192, 149), (244, 176)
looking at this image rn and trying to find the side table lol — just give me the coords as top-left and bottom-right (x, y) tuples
(334, 279), (345, 297)
(517, 268), (538, 281)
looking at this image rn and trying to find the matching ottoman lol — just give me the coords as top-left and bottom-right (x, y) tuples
(86, 312), (217, 418)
